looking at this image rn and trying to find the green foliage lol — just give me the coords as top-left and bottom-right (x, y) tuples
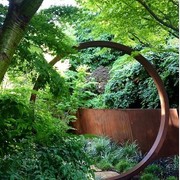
(173, 156), (179, 170)
(141, 156), (179, 179)
(115, 159), (135, 173)
(0, 3), (179, 179)
(29, 91), (69, 145)
(84, 137), (178, 179)
(75, 46), (122, 71)
(109, 54), (134, 75)
(85, 137), (113, 159)
(140, 173), (159, 180)
(0, 62), (97, 157)
(120, 141), (140, 159)
(159, 156), (179, 178)
(33, 56), (67, 97)
(0, 4), (7, 26)
(140, 51), (179, 108)
(0, 89), (69, 155)
(0, 137), (94, 180)
(104, 55), (144, 108)
(76, 0), (178, 48)
(0, 93), (30, 119)
(33, 112), (69, 146)
(96, 159), (113, 170)
(53, 65), (97, 122)
(144, 164), (162, 176)
(69, 11), (123, 70)
(0, 92), (33, 156)
(0, 86), (94, 179)
(166, 176), (178, 180)
(84, 94), (107, 108)
(70, 33), (123, 70)
(102, 51), (178, 109)
(8, 5), (77, 81)
(70, 1), (179, 109)
(42, 6), (80, 25)
(84, 137), (141, 172)
(27, 10), (76, 55)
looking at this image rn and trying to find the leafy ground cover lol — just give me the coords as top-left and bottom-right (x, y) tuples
(0, 90), (94, 180)
(83, 136), (179, 180)
(0, 131), (178, 179)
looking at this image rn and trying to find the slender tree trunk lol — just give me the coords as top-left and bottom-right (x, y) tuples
(0, 0), (44, 84)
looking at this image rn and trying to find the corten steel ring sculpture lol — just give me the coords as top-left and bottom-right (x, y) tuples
(76, 41), (169, 180)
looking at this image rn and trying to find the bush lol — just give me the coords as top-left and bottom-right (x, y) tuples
(166, 176), (178, 180)
(0, 91), (70, 155)
(104, 57), (141, 108)
(84, 137), (142, 173)
(84, 137), (113, 159)
(0, 89), (94, 179)
(143, 164), (162, 177)
(0, 93), (34, 156)
(0, 137), (94, 180)
(140, 173), (159, 180)
(141, 156), (179, 179)
(153, 156), (179, 178)
(115, 159), (135, 173)
(96, 159), (113, 170)
(99, 51), (179, 109)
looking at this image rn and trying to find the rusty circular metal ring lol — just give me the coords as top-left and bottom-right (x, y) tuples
(76, 41), (169, 179)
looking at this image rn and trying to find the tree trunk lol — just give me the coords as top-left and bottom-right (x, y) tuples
(0, 0), (44, 84)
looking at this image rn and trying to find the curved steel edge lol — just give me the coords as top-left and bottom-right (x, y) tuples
(77, 41), (169, 180)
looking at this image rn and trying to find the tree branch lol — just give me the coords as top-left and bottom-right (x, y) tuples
(30, 55), (61, 102)
(168, 29), (179, 38)
(168, 0), (179, 7)
(136, 0), (179, 34)
(130, 32), (150, 47)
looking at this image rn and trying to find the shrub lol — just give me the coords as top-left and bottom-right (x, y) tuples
(0, 91), (70, 155)
(115, 159), (134, 173)
(102, 51), (178, 109)
(140, 173), (159, 180)
(33, 111), (69, 145)
(96, 159), (113, 170)
(0, 88), (94, 179)
(120, 141), (141, 158)
(84, 137), (142, 174)
(142, 156), (179, 179)
(0, 137), (94, 180)
(143, 164), (162, 176)
(158, 156), (179, 178)
(166, 176), (178, 180)
(0, 93), (34, 156)
(84, 137), (113, 159)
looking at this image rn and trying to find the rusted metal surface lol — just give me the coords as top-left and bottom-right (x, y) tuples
(76, 41), (169, 179)
(75, 109), (133, 143)
(74, 108), (178, 157)
(158, 109), (179, 157)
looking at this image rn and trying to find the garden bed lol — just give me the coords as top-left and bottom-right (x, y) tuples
(84, 136), (179, 180)
(73, 108), (179, 158)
